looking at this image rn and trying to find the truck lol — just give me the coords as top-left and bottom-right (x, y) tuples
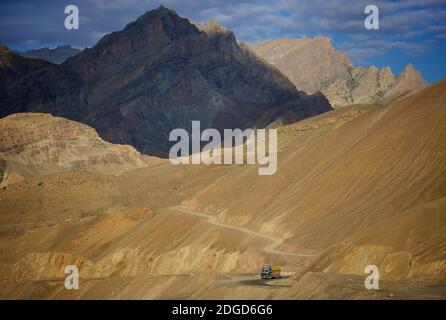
(260, 265), (282, 279)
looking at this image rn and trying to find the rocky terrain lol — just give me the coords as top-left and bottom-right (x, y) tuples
(251, 36), (428, 107)
(0, 7), (331, 156)
(17, 45), (81, 64)
(0, 113), (156, 187)
(0, 80), (445, 299)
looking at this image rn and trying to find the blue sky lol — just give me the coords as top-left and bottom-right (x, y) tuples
(1, 0), (445, 83)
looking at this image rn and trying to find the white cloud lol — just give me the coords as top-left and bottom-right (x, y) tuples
(1, 0), (444, 61)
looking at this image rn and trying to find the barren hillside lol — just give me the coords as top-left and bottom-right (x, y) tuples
(0, 113), (157, 187)
(251, 37), (428, 107)
(0, 80), (445, 299)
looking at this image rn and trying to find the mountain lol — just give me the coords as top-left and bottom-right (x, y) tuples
(0, 113), (155, 187)
(17, 45), (81, 64)
(252, 36), (353, 94)
(251, 36), (428, 108)
(0, 7), (331, 156)
(0, 43), (85, 118)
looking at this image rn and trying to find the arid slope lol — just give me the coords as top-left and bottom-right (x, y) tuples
(0, 113), (156, 187)
(180, 79), (446, 282)
(0, 81), (445, 299)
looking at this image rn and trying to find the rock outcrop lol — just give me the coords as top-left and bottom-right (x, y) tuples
(252, 37), (353, 95)
(251, 36), (428, 108)
(322, 63), (427, 107)
(0, 113), (153, 186)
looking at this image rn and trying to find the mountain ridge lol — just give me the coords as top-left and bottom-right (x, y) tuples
(251, 36), (428, 107)
(0, 7), (331, 156)
(17, 45), (81, 64)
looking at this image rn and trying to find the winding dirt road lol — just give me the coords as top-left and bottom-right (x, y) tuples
(171, 206), (317, 258)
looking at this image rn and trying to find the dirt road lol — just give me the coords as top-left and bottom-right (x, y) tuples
(171, 206), (317, 258)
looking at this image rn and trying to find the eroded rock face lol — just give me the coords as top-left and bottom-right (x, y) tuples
(0, 7), (331, 156)
(251, 37), (428, 108)
(251, 37), (353, 95)
(0, 113), (152, 185)
(322, 63), (427, 107)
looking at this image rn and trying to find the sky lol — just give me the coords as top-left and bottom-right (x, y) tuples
(0, 0), (445, 83)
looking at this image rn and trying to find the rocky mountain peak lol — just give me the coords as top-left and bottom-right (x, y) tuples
(124, 5), (199, 40)
(198, 20), (238, 52)
(198, 20), (232, 36)
(0, 8), (331, 156)
(404, 63), (415, 72)
(251, 36), (353, 94)
(380, 66), (392, 74)
(17, 45), (81, 64)
(400, 63), (426, 83)
(131, 5), (177, 24)
(68, 6), (201, 75)
(252, 36), (428, 107)
(310, 36), (334, 47)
